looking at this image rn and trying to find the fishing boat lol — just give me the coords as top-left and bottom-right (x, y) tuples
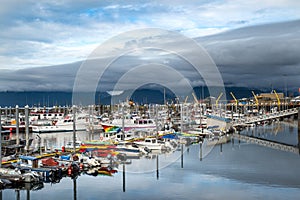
(30, 111), (65, 121)
(13, 155), (64, 182)
(0, 166), (43, 184)
(85, 166), (118, 177)
(79, 140), (117, 153)
(100, 129), (146, 142)
(160, 134), (179, 151)
(101, 117), (156, 132)
(134, 138), (165, 151)
(31, 113), (88, 133)
(76, 153), (101, 168)
(192, 114), (208, 128)
(64, 141), (82, 151)
(116, 141), (148, 156)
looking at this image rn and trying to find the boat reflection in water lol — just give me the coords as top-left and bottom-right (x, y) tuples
(2, 121), (300, 200)
(30, 131), (94, 152)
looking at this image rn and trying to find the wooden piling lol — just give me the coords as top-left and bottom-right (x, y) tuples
(0, 106), (2, 168)
(155, 104), (158, 139)
(122, 104), (125, 141)
(181, 144), (183, 168)
(123, 164), (126, 192)
(16, 105), (20, 145)
(73, 178), (77, 200)
(298, 108), (300, 155)
(73, 105), (76, 153)
(156, 155), (159, 180)
(5, 106), (7, 122)
(25, 105), (30, 153)
(200, 142), (202, 161)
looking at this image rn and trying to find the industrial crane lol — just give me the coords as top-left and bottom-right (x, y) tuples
(184, 96), (189, 104)
(272, 90), (281, 110)
(230, 92), (238, 112)
(215, 92), (223, 107)
(251, 91), (259, 107)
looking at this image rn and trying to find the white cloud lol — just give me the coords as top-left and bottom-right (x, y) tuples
(0, 0), (299, 73)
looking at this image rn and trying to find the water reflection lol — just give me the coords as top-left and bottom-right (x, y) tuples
(122, 164), (125, 192)
(2, 121), (300, 199)
(199, 142), (203, 161)
(30, 131), (94, 151)
(243, 121), (299, 146)
(156, 155), (159, 180)
(73, 178), (77, 200)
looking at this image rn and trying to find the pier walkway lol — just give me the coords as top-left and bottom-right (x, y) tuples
(232, 133), (299, 154)
(233, 108), (299, 127)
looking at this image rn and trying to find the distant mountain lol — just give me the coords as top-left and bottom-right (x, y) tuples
(0, 86), (285, 107)
(0, 91), (73, 107)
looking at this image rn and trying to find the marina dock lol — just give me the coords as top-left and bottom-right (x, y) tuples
(233, 108), (298, 127)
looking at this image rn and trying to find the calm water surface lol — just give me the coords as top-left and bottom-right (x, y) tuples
(2, 121), (300, 200)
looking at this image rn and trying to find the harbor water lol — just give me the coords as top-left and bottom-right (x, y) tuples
(2, 121), (300, 199)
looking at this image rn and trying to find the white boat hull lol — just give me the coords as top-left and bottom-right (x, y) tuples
(134, 138), (164, 150)
(32, 124), (86, 133)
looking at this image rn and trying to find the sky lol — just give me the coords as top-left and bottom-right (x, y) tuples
(0, 0), (300, 94)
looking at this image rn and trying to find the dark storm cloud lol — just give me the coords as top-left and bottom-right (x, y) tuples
(0, 62), (80, 91)
(198, 20), (300, 91)
(0, 20), (299, 93)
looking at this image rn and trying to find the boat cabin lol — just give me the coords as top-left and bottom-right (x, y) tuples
(144, 138), (159, 144)
(133, 119), (154, 125)
(18, 155), (39, 168)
